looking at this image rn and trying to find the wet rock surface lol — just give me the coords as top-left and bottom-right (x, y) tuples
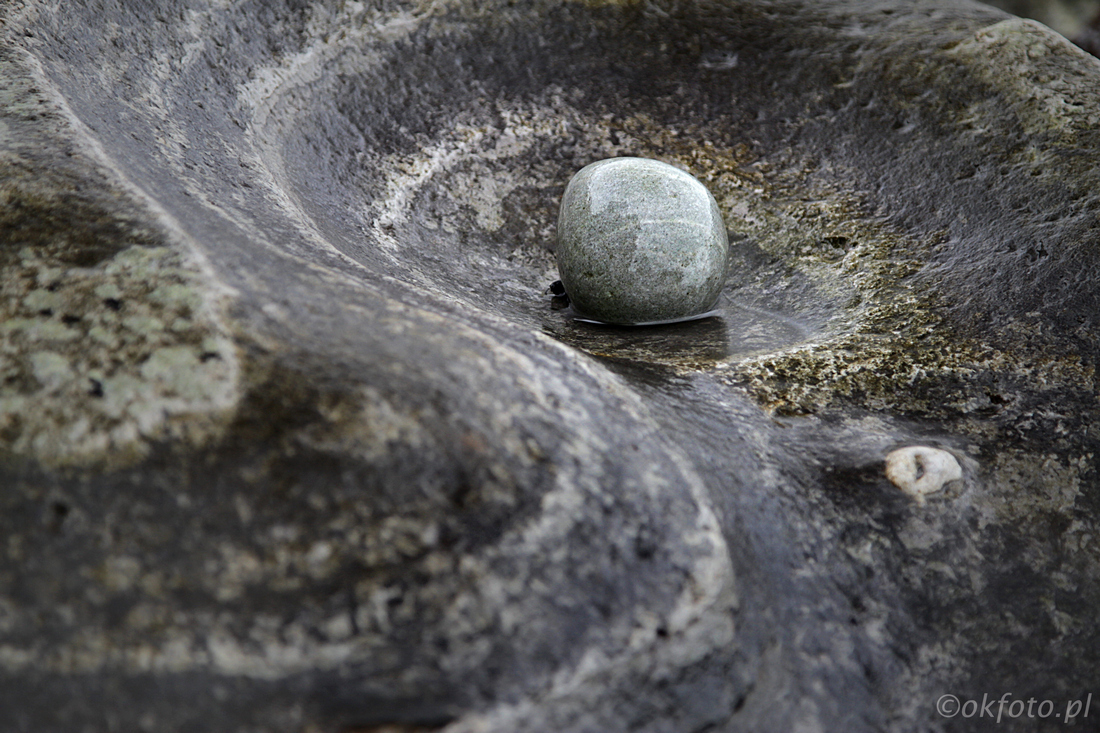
(1, 1), (1099, 731)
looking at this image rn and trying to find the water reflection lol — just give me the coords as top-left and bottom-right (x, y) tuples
(543, 294), (812, 370)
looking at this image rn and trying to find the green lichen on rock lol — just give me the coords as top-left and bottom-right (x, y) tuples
(0, 242), (238, 467)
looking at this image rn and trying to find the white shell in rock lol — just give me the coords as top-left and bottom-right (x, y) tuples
(885, 446), (962, 503)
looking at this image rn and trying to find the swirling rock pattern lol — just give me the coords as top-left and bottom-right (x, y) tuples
(1, 1), (1099, 732)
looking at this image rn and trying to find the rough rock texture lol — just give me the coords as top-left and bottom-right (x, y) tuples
(1, 1), (1099, 732)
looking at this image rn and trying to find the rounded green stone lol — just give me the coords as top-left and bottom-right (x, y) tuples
(555, 157), (729, 326)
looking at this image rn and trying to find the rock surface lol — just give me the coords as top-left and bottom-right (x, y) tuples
(1, 1), (1099, 732)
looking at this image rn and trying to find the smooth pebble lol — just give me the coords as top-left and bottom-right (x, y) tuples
(555, 157), (729, 325)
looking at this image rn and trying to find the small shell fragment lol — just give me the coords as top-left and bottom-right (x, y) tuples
(885, 446), (962, 503)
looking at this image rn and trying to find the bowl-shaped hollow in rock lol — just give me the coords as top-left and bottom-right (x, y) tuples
(8, 1), (1100, 731)
(556, 157), (730, 325)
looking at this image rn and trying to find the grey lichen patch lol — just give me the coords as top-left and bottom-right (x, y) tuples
(0, 243), (239, 467)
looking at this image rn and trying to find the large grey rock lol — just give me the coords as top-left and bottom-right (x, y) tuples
(1, 1), (1099, 731)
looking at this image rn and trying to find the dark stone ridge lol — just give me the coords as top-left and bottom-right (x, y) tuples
(1, 1), (1099, 731)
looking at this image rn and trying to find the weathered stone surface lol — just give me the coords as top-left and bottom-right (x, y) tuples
(1, 1), (1099, 732)
(556, 157), (729, 325)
